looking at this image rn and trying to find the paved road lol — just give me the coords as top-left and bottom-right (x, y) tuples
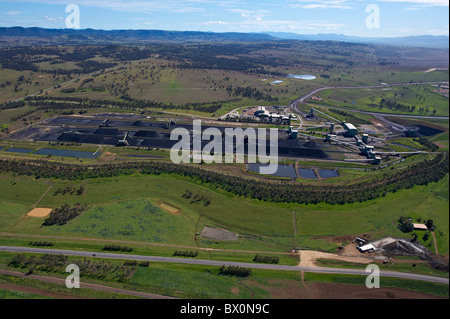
(290, 81), (449, 120)
(1, 246), (448, 285)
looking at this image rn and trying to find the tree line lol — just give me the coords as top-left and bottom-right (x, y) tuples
(18, 95), (232, 115)
(218, 265), (251, 277)
(173, 251), (198, 258)
(253, 255), (279, 264)
(102, 244), (133, 253)
(0, 153), (448, 206)
(8, 253), (137, 282)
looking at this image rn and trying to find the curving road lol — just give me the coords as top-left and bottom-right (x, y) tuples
(290, 81), (449, 120)
(0, 246), (448, 285)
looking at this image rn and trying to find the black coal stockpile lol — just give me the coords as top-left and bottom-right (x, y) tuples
(103, 137), (121, 145)
(127, 139), (142, 146)
(278, 146), (327, 158)
(134, 130), (165, 139)
(80, 135), (105, 144)
(139, 139), (177, 148)
(303, 140), (318, 148)
(416, 125), (444, 136)
(57, 132), (83, 143)
(93, 128), (121, 136)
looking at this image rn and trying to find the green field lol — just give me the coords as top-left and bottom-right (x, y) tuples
(314, 83), (449, 116)
(0, 42), (449, 299)
(1, 168), (448, 255)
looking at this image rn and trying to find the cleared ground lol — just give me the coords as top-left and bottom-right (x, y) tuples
(26, 208), (52, 218)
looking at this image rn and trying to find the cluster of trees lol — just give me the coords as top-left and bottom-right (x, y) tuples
(22, 95), (228, 115)
(253, 255), (279, 264)
(398, 216), (415, 233)
(173, 250), (198, 258)
(328, 108), (370, 125)
(226, 86), (278, 102)
(123, 260), (150, 267)
(28, 241), (54, 247)
(102, 244), (133, 253)
(182, 190), (211, 206)
(0, 46), (122, 75)
(9, 253), (67, 270)
(398, 216), (435, 233)
(0, 153), (448, 205)
(8, 253), (137, 282)
(378, 98), (435, 114)
(43, 204), (89, 226)
(53, 185), (85, 196)
(219, 265), (251, 277)
(0, 101), (25, 111)
(414, 137), (439, 152)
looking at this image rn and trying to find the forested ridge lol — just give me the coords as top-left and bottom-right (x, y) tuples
(1, 95), (234, 115)
(0, 153), (447, 205)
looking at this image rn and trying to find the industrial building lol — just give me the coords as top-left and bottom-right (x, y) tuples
(342, 121), (358, 137)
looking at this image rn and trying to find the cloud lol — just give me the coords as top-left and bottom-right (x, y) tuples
(5, 11), (23, 15)
(44, 15), (64, 21)
(376, 0), (448, 6)
(0, 0), (218, 14)
(291, 0), (353, 9)
(204, 20), (227, 25)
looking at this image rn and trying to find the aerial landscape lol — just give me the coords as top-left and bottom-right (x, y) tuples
(0, 0), (448, 311)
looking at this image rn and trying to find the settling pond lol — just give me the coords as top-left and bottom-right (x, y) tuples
(248, 164), (339, 180)
(34, 148), (100, 159)
(288, 74), (317, 80)
(4, 148), (34, 154)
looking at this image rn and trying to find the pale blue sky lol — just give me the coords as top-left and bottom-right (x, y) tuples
(0, 0), (448, 37)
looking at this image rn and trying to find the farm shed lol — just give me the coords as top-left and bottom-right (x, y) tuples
(358, 244), (375, 252)
(413, 223), (428, 230)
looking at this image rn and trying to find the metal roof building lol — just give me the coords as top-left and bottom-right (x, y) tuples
(413, 223), (428, 230)
(342, 122), (358, 137)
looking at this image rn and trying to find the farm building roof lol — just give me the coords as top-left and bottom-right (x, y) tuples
(413, 223), (428, 230)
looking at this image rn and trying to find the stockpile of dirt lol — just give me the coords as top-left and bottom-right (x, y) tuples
(201, 226), (238, 241)
(380, 239), (432, 259)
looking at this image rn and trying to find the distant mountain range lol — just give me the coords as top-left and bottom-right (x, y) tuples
(265, 32), (449, 49)
(0, 27), (276, 43)
(0, 27), (448, 49)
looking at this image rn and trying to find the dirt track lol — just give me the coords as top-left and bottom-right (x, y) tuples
(0, 269), (175, 299)
(298, 250), (373, 267)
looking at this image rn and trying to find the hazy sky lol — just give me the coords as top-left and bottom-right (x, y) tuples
(0, 0), (448, 37)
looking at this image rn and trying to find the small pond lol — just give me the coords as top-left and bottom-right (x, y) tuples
(318, 169), (339, 178)
(248, 163), (298, 180)
(34, 148), (100, 159)
(298, 168), (317, 179)
(5, 148), (34, 154)
(288, 74), (317, 80)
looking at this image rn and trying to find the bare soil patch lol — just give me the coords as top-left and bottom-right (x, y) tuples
(156, 200), (182, 215)
(244, 279), (442, 299)
(201, 226), (238, 241)
(304, 282), (444, 299)
(26, 208), (52, 218)
(315, 233), (371, 245)
(230, 287), (240, 295)
(298, 250), (372, 267)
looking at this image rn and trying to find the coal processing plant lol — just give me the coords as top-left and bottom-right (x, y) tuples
(7, 114), (351, 161)
(7, 112), (436, 164)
